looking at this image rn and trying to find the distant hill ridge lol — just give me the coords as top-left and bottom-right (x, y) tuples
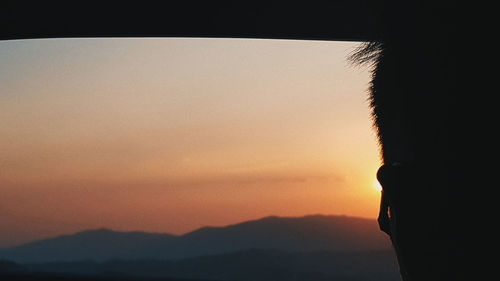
(0, 214), (391, 263)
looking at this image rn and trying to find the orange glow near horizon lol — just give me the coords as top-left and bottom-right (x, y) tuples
(373, 179), (383, 192)
(0, 38), (380, 247)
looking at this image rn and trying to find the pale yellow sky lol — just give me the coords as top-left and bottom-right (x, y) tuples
(0, 38), (380, 247)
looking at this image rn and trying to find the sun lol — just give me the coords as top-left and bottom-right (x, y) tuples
(373, 179), (383, 192)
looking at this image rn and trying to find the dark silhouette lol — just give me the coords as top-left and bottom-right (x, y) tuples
(0, 216), (400, 280)
(0, 215), (390, 262)
(2, 250), (399, 281)
(2, 2), (460, 280)
(24, 250), (400, 281)
(348, 3), (456, 280)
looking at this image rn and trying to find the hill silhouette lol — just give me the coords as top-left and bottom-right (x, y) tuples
(0, 215), (391, 263)
(19, 249), (399, 281)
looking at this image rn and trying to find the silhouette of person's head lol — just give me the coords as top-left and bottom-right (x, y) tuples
(351, 4), (455, 280)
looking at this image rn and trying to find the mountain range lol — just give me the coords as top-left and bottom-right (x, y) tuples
(0, 215), (391, 263)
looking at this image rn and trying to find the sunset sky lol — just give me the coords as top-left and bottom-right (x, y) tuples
(0, 38), (380, 247)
